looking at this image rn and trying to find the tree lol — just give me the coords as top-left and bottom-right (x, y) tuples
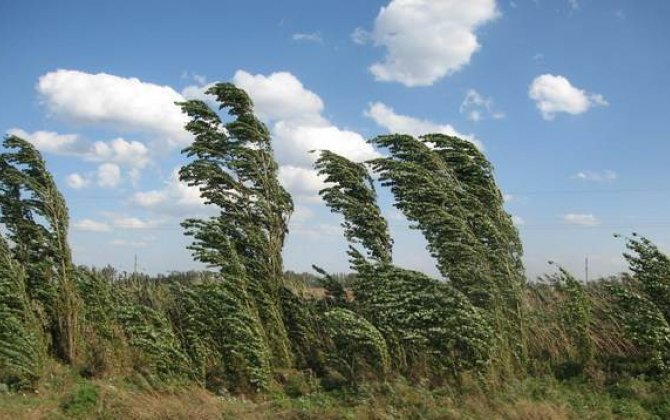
(315, 150), (392, 265)
(0, 235), (46, 389)
(368, 134), (526, 369)
(0, 135), (80, 364)
(315, 150), (493, 379)
(177, 83), (294, 368)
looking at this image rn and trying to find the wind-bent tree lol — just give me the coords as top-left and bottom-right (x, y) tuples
(368, 134), (526, 370)
(622, 234), (670, 323)
(177, 83), (294, 368)
(0, 135), (80, 364)
(605, 234), (670, 372)
(315, 150), (392, 264)
(315, 150), (493, 379)
(0, 234), (46, 388)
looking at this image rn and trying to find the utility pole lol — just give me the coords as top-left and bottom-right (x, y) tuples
(134, 254), (138, 276)
(585, 257), (589, 282)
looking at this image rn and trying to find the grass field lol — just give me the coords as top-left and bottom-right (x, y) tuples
(2, 362), (669, 419)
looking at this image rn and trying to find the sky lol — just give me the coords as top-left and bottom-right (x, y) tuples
(1, 0), (669, 279)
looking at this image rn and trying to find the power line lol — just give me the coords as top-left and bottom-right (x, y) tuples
(506, 187), (670, 195)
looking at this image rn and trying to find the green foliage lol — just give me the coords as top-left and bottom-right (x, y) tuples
(607, 282), (670, 373)
(368, 134), (526, 370)
(321, 308), (390, 384)
(278, 285), (326, 372)
(169, 279), (271, 392)
(61, 382), (99, 417)
(550, 265), (594, 366)
(74, 268), (133, 378)
(315, 150), (392, 264)
(623, 234), (670, 322)
(314, 149), (494, 379)
(114, 285), (194, 380)
(353, 261), (494, 378)
(602, 234), (670, 374)
(0, 135), (80, 364)
(0, 236), (45, 389)
(177, 83), (293, 368)
(7, 84), (670, 405)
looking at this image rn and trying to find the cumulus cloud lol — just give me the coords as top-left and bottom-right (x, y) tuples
(232, 70), (326, 125)
(37, 69), (190, 146)
(529, 74), (607, 120)
(9, 129), (150, 169)
(233, 70), (378, 167)
(572, 170), (616, 182)
(89, 138), (150, 168)
(66, 173), (89, 189)
(6, 129), (82, 155)
(363, 0), (498, 86)
(278, 165), (327, 203)
(459, 89), (504, 122)
(365, 101), (482, 149)
(273, 122), (377, 167)
(97, 163), (121, 188)
(563, 213), (600, 226)
(132, 168), (210, 216)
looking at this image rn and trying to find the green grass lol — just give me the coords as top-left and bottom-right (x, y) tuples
(1, 363), (669, 419)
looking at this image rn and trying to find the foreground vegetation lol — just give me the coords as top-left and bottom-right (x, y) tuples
(2, 362), (669, 419)
(2, 83), (670, 418)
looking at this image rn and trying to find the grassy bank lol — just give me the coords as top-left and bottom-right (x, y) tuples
(2, 363), (669, 419)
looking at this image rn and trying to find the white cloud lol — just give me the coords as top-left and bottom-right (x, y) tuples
(291, 32), (323, 43)
(37, 69), (190, 146)
(133, 190), (169, 207)
(291, 223), (341, 238)
(568, 0), (579, 10)
(529, 74), (607, 120)
(110, 239), (150, 248)
(72, 219), (111, 232)
(9, 129), (150, 169)
(7, 128), (84, 155)
(351, 27), (371, 45)
(563, 213), (600, 226)
(107, 214), (162, 230)
(132, 168), (210, 216)
(97, 163), (121, 188)
(232, 70), (326, 125)
(365, 101), (482, 149)
(273, 122), (378, 166)
(75, 214), (163, 232)
(88, 138), (150, 168)
(233, 70), (379, 167)
(364, 0), (499, 86)
(291, 205), (315, 222)
(181, 82), (217, 107)
(459, 89), (504, 122)
(278, 165), (327, 203)
(572, 170), (617, 182)
(66, 173), (89, 189)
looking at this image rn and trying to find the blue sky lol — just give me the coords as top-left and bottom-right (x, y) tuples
(1, 0), (669, 279)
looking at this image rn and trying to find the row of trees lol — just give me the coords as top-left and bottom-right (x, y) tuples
(2, 83), (670, 393)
